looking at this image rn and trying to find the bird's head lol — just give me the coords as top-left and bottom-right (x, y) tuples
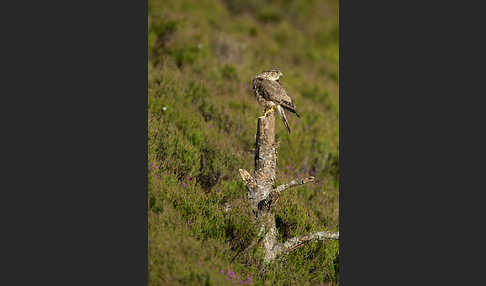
(255, 68), (284, 82)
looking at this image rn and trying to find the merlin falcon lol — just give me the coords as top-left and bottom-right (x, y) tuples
(252, 68), (301, 133)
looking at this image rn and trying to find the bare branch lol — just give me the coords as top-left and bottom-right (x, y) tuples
(281, 231), (339, 254)
(258, 176), (315, 212)
(275, 176), (315, 193)
(239, 168), (256, 190)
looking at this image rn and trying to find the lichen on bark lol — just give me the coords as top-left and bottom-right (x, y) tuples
(239, 112), (339, 263)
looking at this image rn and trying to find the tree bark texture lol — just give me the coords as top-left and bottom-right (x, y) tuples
(239, 113), (339, 262)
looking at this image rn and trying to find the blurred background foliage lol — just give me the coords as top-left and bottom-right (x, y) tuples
(148, 0), (339, 284)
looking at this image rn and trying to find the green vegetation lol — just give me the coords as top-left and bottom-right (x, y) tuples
(148, 0), (339, 284)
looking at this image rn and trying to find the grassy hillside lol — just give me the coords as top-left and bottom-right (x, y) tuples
(148, 0), (339, 285)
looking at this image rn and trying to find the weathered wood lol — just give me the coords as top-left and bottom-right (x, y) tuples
(274, 176), (315, 194)
(280, 231), (340, 254)
(239, 111), (339, 263)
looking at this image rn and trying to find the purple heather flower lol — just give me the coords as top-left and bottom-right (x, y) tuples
(181, 181), (186, 187)
(187, 220), (191, 225)
(220, 269), (224, 274)
(310, 169), (316, 176)
(227, 271), (236, 279)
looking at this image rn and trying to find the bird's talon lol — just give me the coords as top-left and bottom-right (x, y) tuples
(264, 107), (275, 117)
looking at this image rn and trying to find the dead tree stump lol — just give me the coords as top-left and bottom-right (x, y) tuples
(239, 112), (339, 263)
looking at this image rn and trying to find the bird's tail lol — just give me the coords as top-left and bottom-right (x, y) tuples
(281, 102), (301, 118)
(276, 105), (291, 133)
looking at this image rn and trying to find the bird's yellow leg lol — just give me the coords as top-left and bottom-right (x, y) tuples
(264, 106), (275, 117)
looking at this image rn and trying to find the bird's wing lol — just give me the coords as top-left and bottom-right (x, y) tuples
(259, 79), (301, 117)
(258, 79), (291, 103)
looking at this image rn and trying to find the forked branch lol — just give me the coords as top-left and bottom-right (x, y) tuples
(238, 110), (339, 263)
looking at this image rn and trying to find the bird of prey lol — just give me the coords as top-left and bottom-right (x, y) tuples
(252, 68), (301, 133)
